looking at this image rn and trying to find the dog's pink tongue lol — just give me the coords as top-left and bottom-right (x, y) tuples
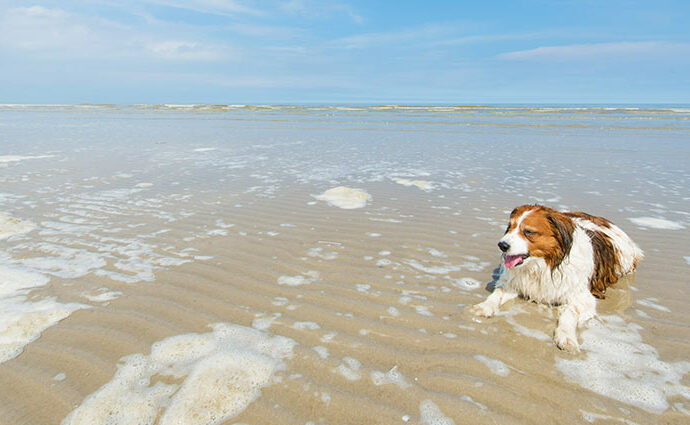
(504, 255), (523, 269)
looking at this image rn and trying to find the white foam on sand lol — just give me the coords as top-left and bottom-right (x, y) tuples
(555, 315), (690, 414)
(628, 217), (685, 230)
(0, 213), (35, 240)
(371, 365), (410, 389)
(277, 270), (319, 286)
(404, 259), (461, 275)
(61, 323), (296, 425)
(313, 186), (371, 209)
(0, 264), (86, 363)
(335, 357), (362, 381)
(580, 410), (640, 425)
(473, 355), (510, 376)
(419, 400), (455, 425)
(451, 277), (481, 290)
(80, 288), (123, 303)
(391, 178), (434, 191)
(312, 346), (329, 359)
(636, 298), (671, 312)
(307, 247), (338, 260)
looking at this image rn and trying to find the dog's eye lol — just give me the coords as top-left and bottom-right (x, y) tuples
(523, 229), (536, 236)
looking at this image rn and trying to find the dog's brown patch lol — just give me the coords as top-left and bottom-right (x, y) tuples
(586, 229), (620, 298)
(505, 205), (537, 234)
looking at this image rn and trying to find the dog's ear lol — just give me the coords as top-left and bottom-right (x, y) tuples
(547, 212), (574, 270)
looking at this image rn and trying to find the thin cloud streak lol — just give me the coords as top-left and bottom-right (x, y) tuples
(138, 0), (262, 17)
(497, 41), (690, 61)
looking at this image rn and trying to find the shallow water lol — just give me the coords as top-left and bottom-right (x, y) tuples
(0, 104), (689, 424)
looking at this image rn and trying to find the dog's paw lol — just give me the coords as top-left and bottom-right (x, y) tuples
(469, 302), (497, 318)
(554, 329), (580, 353)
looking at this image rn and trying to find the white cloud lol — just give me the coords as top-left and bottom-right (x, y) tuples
(0, 6), (237, 62)
(0, 6), (99, 51)
(427, 32), (546, 47)
(497, 41), (690, 61)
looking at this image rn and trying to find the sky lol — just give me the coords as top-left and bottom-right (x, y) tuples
(1, 0), (689, 104)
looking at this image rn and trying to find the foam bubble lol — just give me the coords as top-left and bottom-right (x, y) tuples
(419, 399), (455, 425)
(451, 277), (481, 290)
(307, 247), (338, 260)
(555, 315), (690, 413)
(628, 217), (685, 230)
(474, 355), (510, 376)
(312, 346), (329, 359)
(251, 314), (280, 331)
(335, 357), (361, 381)
(81, 289), (122, 303)
(386, 306), (400, 316)
(313, 186), (371, 209)
(391, 178), (434, 191)
(428, 248), (447, 258)
(277, 271), (319, 286)
(0, 212), (35, 240)
(371, 365), (410, 389)
(62, 323), (296, 425)
(293, 321), (320, 330)
(404, 259), (461, 275)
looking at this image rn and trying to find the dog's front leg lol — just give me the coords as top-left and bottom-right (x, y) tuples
(554, 292), (596, 352)
(469, 287), (517, 318)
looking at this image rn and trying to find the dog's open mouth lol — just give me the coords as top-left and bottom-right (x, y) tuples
(504, 254), (529, 269)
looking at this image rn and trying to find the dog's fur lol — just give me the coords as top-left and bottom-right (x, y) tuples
(469, 205), (643, 351)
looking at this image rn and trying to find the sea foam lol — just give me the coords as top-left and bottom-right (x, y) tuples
(0, 212), (34, 240)
(555, 315), (690, 413)
(628, 217), (685, 230)
(62, 323), (296, 425)
(313, 186), (371, 209)
(419, 400), (455, 425)
(0, 264), (86, 363)
(391, 177), (434, 191)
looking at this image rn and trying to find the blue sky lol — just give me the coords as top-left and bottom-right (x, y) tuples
(1, 0), (689, 104)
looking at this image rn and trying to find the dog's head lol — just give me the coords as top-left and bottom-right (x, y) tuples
(498, 205), (574, 270)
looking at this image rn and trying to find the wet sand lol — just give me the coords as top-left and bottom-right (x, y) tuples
(0, 105), (689, 424)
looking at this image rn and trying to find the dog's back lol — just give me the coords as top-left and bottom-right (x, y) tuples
(565, 211), (643, 297)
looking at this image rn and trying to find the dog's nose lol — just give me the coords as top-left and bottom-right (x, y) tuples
(498, 241), (510, 252)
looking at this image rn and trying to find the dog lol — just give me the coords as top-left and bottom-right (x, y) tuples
(469, 204), (643, 351)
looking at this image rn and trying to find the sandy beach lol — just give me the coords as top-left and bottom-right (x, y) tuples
(1, 104), (689, 425)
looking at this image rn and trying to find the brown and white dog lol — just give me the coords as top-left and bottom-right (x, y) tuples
(470, 205), (643, 351)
